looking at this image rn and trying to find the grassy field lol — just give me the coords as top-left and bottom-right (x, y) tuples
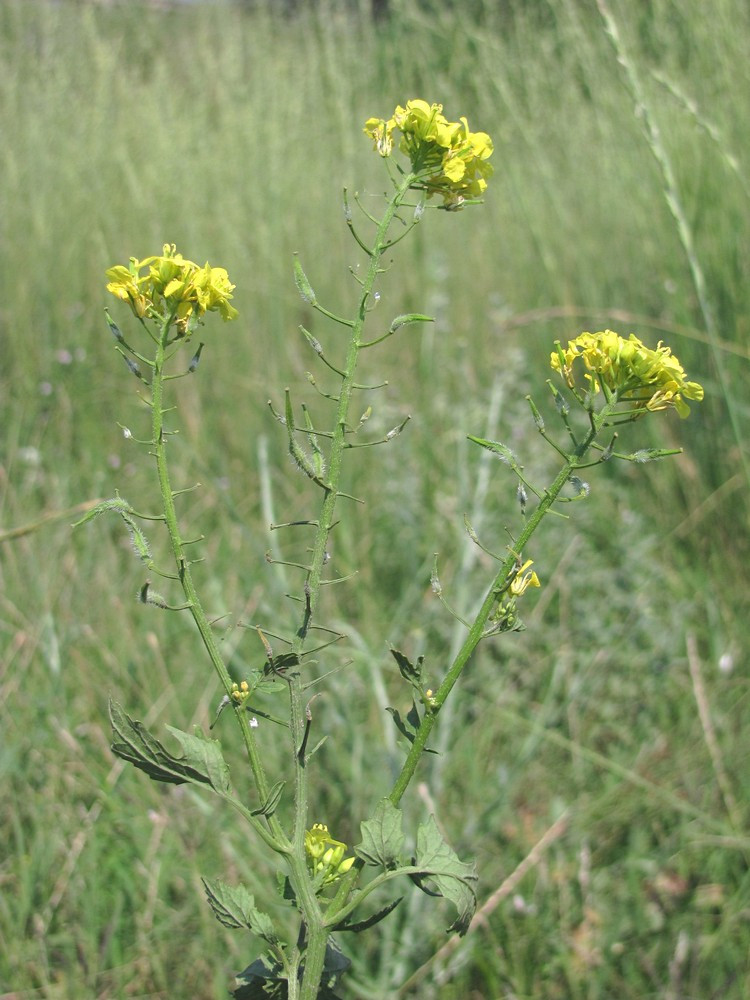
(1, 0), (749, 997)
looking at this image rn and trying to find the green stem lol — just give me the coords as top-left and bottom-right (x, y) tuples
(150, 318), (287, 849)
(325, 392), (619, 923)
(387, 398), (615, 803)
(294, 174), (416, 1000)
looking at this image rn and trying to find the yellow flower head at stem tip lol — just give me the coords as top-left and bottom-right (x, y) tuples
(364, 99), (494, 208)
(551, 330), (703, 418)
(106, 243), (238, 332)
(304, 823), (355, 886)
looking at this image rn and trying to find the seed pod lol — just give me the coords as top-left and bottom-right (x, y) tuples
(293, 254), (316, 305)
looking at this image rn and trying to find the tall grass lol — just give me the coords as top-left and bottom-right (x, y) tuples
(1, 0), (748, 997)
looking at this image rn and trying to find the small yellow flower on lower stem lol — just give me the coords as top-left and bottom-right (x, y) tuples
(305, 823), (355, 885)
(510, 559), (541, 597)
(231, 680), (250, 704)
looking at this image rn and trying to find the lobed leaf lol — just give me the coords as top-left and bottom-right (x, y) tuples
(109, 700), (230, 793)
(413, 815), (478, 935)
(355, 799), (405, 868)
(386, 701), (438, 754)
(233, 942), (349, 1000)
(202, 877), (279, 944)
(390, 646), (425, 692)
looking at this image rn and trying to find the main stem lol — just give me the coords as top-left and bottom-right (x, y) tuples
(294, 175), (416, 1000)
(150, 319), (286, 848)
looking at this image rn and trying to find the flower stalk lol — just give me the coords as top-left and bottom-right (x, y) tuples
(291, 170), (416, 999)
(148, 314), (288, 848)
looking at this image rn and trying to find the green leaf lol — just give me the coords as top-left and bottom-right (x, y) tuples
(164, 724), (231, 794)
(389, 647), (425, 692)
(413, 815), (478, 935)
(232, 944), (349, 1000)
(276, 872), (297, 905)
(332, 896), (403, 933)
(386, 701), (438, 754)
(355, 799), (404, 868)
(320, 940), (350, 989)
(251, 780), (285, 818)
(202, 877), (279, 944)
(109, 700), (230, 794)
(233, 955), (287, 1000)
(385, 701), (419, 744)
(267, 652), (301, 674)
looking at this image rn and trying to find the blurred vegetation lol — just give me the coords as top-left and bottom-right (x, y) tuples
(1, 0), (748, 997)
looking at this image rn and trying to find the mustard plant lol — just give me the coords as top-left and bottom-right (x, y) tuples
(80, 100), (702, 1000)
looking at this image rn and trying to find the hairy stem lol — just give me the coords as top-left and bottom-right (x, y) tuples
(294, 174), (416, 1000)
(388, 398), (615, 798)
(150, 317), (287, 849)
(326, 392), (619, 922)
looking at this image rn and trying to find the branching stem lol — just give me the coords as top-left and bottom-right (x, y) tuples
(325, 389), (622, 925)
(292, 173), (416, 1000)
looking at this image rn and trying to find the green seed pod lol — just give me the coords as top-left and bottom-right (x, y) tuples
(293, 254), (316, 305)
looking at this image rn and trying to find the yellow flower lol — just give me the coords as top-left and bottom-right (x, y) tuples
(106, 244), (237, 330)
(509, 559), (541, 597)
(231, 680), (250, 703)
(551, 330), (703, 418)
(364, 99), (494, 207)
(105, 263), (152, 318)
(192, 263), (239, 321)
(149, 244), (199, 296)
(305, 823), (355, 885)
(364, 116), (395, 156)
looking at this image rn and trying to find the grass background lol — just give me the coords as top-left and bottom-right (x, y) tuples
(1, 0), (749, 997)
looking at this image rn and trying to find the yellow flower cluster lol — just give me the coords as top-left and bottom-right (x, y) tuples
(106, 244), (238, 331)
(364, 99), (493, 208)
(551, 330), (704, 418)
(231, 680), (250, 703)
(304, 823), (355, 886)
